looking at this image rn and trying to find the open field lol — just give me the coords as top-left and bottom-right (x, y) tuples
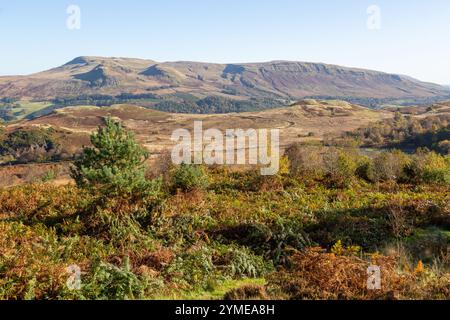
(0, 101), (53, 122)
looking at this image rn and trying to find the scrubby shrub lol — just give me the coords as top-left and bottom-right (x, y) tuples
(437, 140), (450, 155)
(387, 204), (413, 239)
(285, 144), (324, 179)
(41, 170), (56, 183)
(330, 240), (361, 256)
(355, 150), (412, 183)
(215, 218), (310, 266)
(405, 150), (450, 185)
(171, 163), (209, 192)
(355, 156), (375, 182)
(323, 149), (357, 188)
(372, 150), (410, 182)
(307, 209), (392, 251)
(405, 228), (449, 263)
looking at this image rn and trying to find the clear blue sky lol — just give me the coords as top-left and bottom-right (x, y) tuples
(1, 0), (449, 84)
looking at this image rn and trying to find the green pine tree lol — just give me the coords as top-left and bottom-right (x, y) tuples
(71, 117), (162, 242)
(71, 117), (152, 197)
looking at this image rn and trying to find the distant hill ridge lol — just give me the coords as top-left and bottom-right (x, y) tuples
(0, 56), (449, 103)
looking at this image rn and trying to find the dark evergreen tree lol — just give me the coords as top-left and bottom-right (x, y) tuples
(71, 117), (153, 197)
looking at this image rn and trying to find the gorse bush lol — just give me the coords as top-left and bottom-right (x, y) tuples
(307, 208), (393, 251)
(405, 228), (449, 263)
(216, 218), (310, 266)
(355, 156), (375, 182)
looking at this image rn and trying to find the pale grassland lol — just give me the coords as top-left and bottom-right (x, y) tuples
(10, 101), (52, 120)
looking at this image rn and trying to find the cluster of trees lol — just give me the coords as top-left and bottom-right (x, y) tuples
(0, 108), (16, 122)
(51, 94), (283, 114)
(0, 99), (22, 122)
(0, 128), (64, 164)
(286, 144), (450, 187)
(342, 112), (450, 154)
(52, 93), (159, 107)
(153, 96), (282, 114)
(152, 100), (198, 113)
(0, 94), (284, 121)
(304, 95), (450, 109)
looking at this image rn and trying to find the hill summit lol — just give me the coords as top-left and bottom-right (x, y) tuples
(0, 57), (448, 102)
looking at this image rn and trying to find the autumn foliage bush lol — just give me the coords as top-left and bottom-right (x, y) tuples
(267, 248), (415, 300)
(0, 184), (87, 222)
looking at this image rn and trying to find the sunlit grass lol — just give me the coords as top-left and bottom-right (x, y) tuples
(9, 101), (52, 120)
(153, 278), (266, 300)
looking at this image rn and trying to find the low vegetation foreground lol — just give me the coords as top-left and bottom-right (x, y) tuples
(0, 110), (449, 300)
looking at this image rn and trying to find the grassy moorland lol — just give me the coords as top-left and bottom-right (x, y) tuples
(0, 118), (449, 300)
(0, 100), (53, 123)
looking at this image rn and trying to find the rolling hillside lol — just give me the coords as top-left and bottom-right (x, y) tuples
(1, 57), (448, 103)
(7, 100), (389, 155)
